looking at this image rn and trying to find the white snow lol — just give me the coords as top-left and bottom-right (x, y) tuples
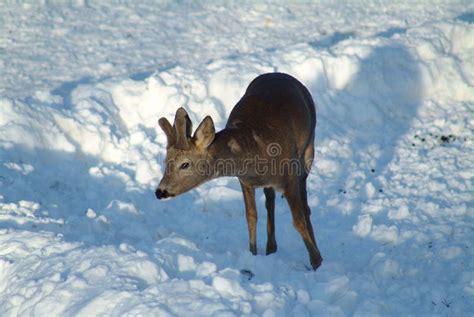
(1, 1), (473, 316)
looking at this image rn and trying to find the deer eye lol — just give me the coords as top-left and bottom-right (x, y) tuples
(180, 162), (190, 170)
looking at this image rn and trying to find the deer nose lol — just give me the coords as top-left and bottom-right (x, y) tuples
(155, 188), (170, 200)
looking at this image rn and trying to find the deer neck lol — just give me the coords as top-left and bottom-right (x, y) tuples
(208, 128), (253, 178)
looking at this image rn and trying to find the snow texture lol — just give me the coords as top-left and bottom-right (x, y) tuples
(1, 1), (473, 316)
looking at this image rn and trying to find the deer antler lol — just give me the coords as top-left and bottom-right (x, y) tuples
(158, 117), (175, 148)
(173, 107), (193, 149)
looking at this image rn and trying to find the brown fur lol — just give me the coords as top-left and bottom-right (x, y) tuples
(156, 73), (322, 270)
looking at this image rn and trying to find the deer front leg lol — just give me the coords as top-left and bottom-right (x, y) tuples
(285, 179), (323, 270)
(240, 180), (257, 255)
(264, 187), (277, 255)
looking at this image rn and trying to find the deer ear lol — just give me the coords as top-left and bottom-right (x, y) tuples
(194, 116), (215, 149)
(158, 117), (174, 147)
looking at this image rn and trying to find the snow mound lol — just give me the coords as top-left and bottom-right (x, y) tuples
(1, 2), (473, 316)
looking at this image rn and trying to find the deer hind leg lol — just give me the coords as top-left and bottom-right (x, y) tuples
(285, 177), (322, 270)
(264, 187), (277, 255)
(304, 137), (315, 175)
(302, 140), (317, 244)
(300, 177), (318, 247)
(240, 180), (257, 255)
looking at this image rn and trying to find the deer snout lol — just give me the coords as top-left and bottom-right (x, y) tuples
(155, 188), (173, 200)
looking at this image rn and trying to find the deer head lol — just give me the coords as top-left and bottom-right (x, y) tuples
(156, 107), (215, 199)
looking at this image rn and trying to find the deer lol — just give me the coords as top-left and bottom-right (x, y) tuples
(155, 72), (323, 270)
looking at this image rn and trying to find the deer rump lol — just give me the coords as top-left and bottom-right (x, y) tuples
(226, 72), (316, 186)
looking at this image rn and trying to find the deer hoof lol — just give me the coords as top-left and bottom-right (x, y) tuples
(310, 254), (323, 271)
(249, 244), (257, 255)
(266, 241), (277, 255)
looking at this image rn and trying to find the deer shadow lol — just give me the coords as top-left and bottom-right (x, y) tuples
(0, 144), (167, 250)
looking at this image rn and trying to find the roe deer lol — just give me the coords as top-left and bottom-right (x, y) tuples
(156, 72), (322, 270)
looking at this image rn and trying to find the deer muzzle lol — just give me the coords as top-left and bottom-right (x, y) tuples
(155, 188), (174, 200)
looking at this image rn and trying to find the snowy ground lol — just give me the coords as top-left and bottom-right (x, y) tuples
(1, 1), (473, 316)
